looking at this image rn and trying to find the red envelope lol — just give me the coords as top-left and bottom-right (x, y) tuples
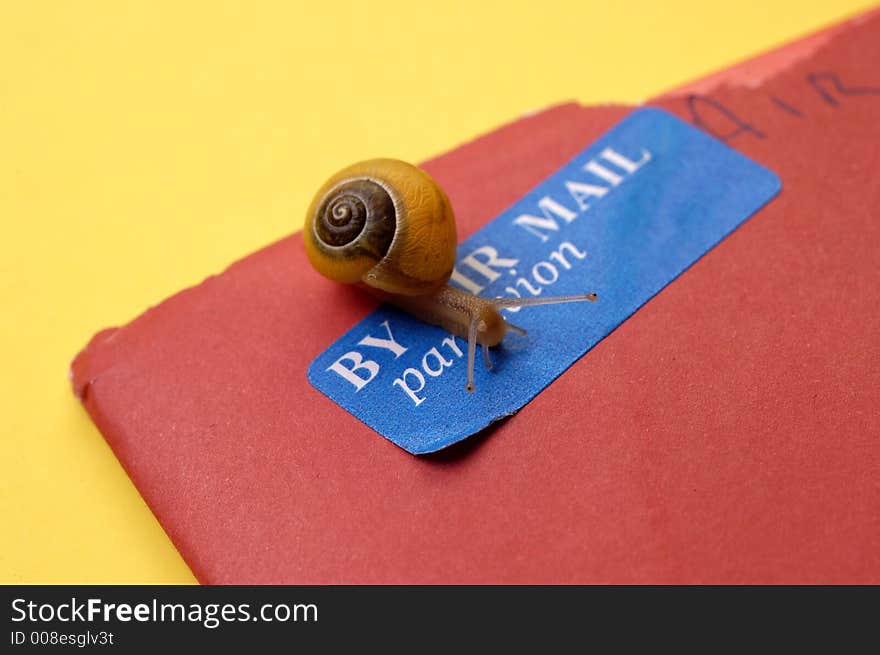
(72, 10), (880, 583)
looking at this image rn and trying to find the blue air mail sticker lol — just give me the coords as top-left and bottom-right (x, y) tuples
(308, 108), (781, 454)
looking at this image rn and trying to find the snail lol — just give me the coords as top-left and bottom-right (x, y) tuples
(304, 158), (596, 392)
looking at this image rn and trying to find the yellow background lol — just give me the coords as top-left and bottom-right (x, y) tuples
(1, 1), (873, 583)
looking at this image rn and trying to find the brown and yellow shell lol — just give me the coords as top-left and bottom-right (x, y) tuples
(303, 158), (458, 296)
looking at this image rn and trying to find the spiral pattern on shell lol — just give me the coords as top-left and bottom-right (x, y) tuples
(313, 179), (396, 257)
(321, 194), (366, 246)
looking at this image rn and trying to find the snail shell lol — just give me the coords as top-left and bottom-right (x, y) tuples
(304, 158), (458, 296)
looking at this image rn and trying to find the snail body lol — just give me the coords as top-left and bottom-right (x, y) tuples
(304, 158), (596, 391)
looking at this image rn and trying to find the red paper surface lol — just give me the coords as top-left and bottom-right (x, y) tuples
(72, 10), (880, 583)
